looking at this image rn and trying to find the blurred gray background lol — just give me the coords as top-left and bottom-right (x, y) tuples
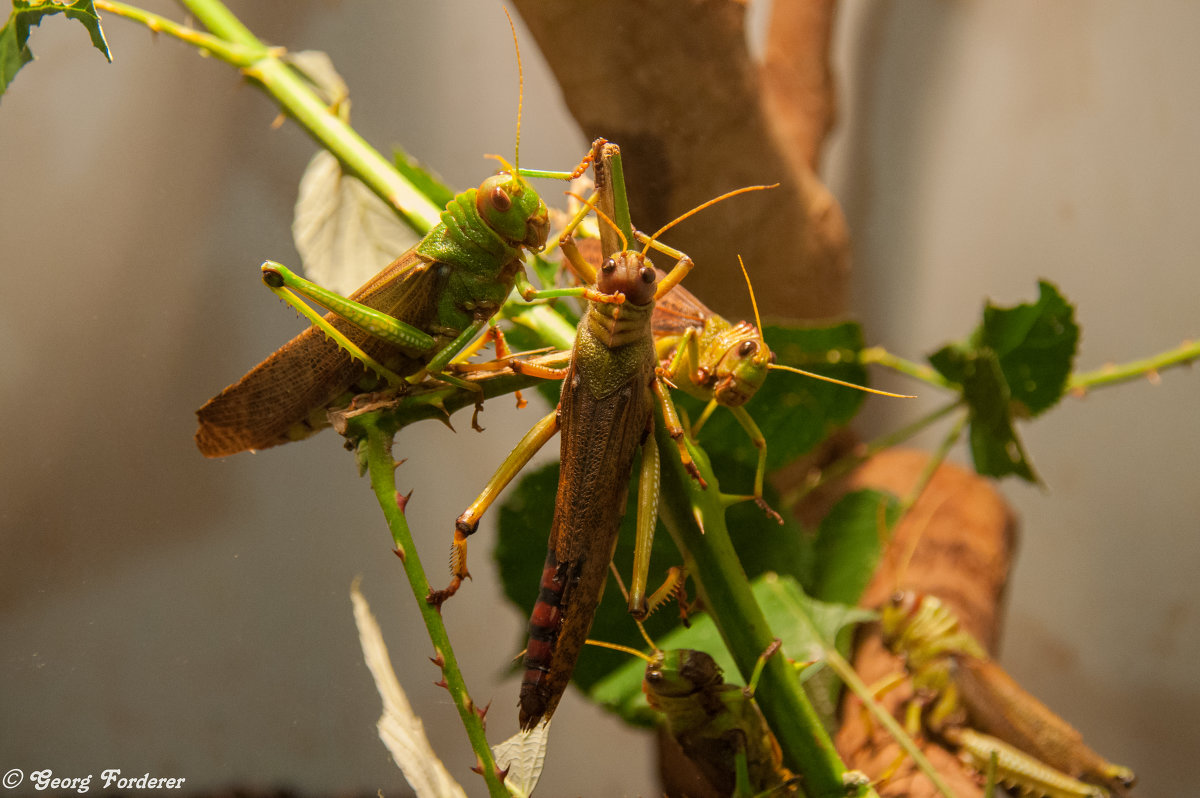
(1, 2), (1196, 795)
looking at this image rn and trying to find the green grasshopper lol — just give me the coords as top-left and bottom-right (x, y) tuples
(194, 14), (583, 457)
(583, 626), (800, 798)
(427, 141), (770, 731)
(643, 645), (801, 797)
(650, 257), (913, 521)
(567, 231), (912, 522)
(879, 591), (1136, 798)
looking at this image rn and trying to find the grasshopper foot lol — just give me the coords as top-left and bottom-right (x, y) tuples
(426, 574), (469, 610)
(470, 397), (486, 432)
(684, 460), (708, 489)
(755, 497), (784, 525)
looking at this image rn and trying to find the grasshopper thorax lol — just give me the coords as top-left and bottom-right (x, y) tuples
(599, 252), (657, 305)
(475, 171), (550, 251)
(881, 591), (987, 668)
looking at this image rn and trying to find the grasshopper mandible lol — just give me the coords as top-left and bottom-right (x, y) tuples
(195, 12), (575, 457)
(880, 591), (1136, 797)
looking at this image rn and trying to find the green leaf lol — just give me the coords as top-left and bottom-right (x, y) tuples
(292, 149), (422, 295)
(2, 0), (111, 98)
(980, 279), (1078, 418)
(930, 342), (1039, 481)
(588, 574), (874, 731)
(928, 281), (1077, 482)
(811, 489), (898, 606)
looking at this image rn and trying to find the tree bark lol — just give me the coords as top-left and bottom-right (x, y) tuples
(511, 0), (850, 323)
(513, 4), (1020, 794)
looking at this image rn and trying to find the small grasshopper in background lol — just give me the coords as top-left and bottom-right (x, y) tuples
(195, 11), (575, 457)
(584, 625), (800, 798)
(427, 140), (772, 731)
(879, 591), (1136, 797)
(643, 645), (801, 797)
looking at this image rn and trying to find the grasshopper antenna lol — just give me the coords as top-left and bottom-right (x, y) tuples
(639, 184), (779, 258)
(502, 5), (523, 174)
(604, 563), (664, 654)
(736, 255), (917, 400)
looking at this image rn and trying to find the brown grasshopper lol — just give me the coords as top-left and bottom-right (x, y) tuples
(427, 140), (771, 730)
(880, 591), (1136, 797)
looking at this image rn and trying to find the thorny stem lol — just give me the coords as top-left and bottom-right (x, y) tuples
(1068, 338), (1199, 393)
(94, 0), (256, 62)
(654, 425), (879, 798)
(356, 416), (511, 798)
(95, 0), (442, 232)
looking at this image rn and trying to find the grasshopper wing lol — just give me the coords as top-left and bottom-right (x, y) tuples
(195, 251), (446, 457)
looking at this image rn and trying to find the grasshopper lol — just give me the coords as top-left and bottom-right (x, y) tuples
(650, 258), (913, 521)
(427, 141), (770, 730)
(584, 626), (800, 798)
(194, 13), (579, 457)
(643, 646), (801, 797)
(879, 591), (1136, 797)
(567, 224), (911, 522)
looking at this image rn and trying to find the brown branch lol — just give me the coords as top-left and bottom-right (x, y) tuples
(512, 0), (849, 323)
(827, 449), (1018, 798)
(514, 6), (1020, 795)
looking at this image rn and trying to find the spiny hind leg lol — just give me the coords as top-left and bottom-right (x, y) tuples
(426, 409), (560, 608)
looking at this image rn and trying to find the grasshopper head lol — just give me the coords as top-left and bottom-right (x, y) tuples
(598, 251), (657, 305)
(697, 320), (772, 407)
(643, 649), (724, 707)
(880, 591), (923, 651)
(476, 170), (550, 251)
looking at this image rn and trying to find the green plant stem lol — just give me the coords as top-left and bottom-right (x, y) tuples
(860, 346), (953, 390)
(1068, 338), (1200, 392)
(823, 647), (959, 798)
(330, 352), (569, 432)
(355, 416), (510, 798)
(654, 427), (878, 798)
(780, 398), (963, 511)
(94, 0), (255, 62)
(96, 0), (441, 232)
(898, 410), (969, 515)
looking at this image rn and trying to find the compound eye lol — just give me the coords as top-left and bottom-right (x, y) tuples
(601, 258), (617, 274)
(738, 340), (758, 357)
(490, 185), (512, 213)
(640, 266), (655, 284)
